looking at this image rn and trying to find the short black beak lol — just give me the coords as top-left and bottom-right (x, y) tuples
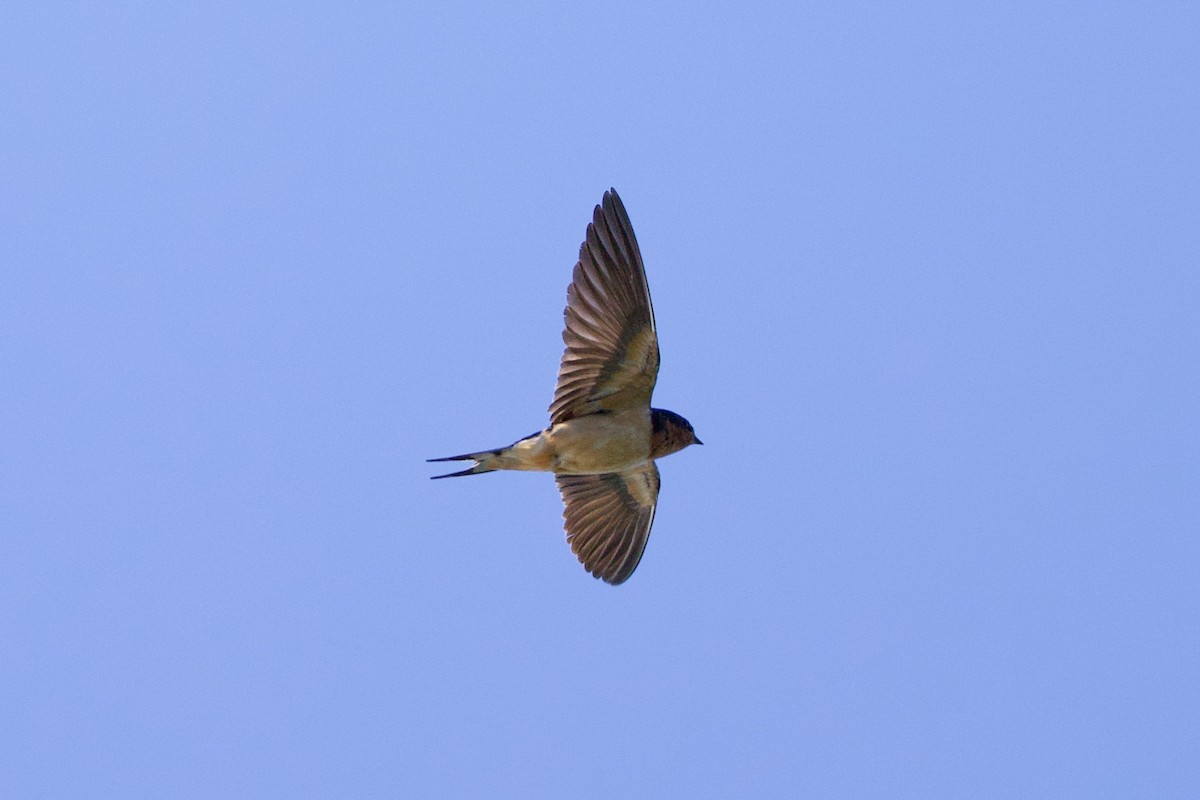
(694, 437), (704, 445)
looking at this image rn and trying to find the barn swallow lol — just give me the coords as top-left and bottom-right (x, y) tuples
(429, 189), (701, 585)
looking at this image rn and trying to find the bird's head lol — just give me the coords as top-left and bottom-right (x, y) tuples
(650, 408), (702, 458)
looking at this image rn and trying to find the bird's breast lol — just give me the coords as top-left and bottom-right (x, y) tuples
(546, 409), (652, 474)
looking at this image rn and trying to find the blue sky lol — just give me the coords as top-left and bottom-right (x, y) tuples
(3, 2), (1198, 797)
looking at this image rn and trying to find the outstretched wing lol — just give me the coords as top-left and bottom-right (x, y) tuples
(555, 462), (660, 585)
(549, 189), (659, 424)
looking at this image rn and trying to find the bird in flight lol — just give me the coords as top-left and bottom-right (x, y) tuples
(429, 189), (701, 585)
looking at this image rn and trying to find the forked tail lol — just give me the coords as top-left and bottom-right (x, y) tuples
(426, 448), (503, 479)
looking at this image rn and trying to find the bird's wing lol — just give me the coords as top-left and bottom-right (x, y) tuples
(555, 462), (660, 585)
(549, 189), (659, 425)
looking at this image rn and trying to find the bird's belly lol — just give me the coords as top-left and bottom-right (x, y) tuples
(547, 411), (652, 474)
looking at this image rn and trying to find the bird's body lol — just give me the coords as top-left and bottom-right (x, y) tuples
(513, 408), (654, 474)
(430, 189), (701, 584)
